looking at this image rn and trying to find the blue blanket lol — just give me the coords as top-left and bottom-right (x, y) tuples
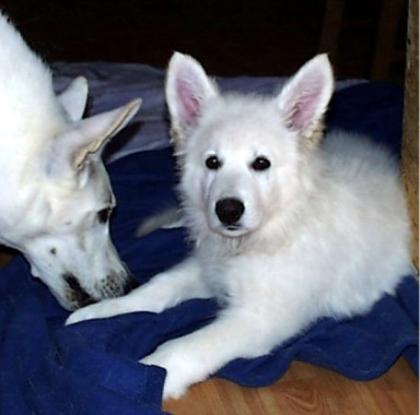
(0, 80), (418, 414)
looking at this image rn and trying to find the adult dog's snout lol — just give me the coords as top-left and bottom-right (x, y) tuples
(215, 198), (245, 227)
(123, 274), (140, 294)
(63, 271), (139, 310)
(64, 273), (96, 309)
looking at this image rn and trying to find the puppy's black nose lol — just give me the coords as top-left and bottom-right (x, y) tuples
(215, 198), (245, 226)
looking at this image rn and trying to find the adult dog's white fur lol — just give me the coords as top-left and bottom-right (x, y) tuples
(0, 12), (141, 310)
(68, 52), (411, 399)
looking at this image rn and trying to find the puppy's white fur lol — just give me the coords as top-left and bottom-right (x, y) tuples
(68, 53), (411, 399)
(0, 13), (141, 310)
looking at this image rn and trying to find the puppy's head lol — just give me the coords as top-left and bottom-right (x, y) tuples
(165, 53), (333, 241)
(17, 78), (141, 310)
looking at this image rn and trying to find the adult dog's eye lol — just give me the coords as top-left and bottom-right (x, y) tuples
(251, 156), (271, 171)
(97, 207), (112, 224)
(205, 155), (222, 170)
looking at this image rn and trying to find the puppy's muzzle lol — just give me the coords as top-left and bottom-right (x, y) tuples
(215, 198), (245, 227)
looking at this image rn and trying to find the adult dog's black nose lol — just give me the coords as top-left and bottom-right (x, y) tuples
(215, 198), (245, 226)
(64, 273), (96, 308)
(123, 274), (140, 294)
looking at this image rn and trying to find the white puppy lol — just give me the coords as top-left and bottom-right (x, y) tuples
(0, 12), (141, 310)
(68, 52), (411, 399)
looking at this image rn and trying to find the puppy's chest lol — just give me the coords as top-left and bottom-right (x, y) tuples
(195, 242), (236, 304)
(201, 260), (231, 305)
(198, 249), (265, 307)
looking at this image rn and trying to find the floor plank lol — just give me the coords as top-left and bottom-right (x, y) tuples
(164, 358), (418, 415)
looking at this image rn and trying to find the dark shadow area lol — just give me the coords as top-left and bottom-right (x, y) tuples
(1, 0), (407, 82)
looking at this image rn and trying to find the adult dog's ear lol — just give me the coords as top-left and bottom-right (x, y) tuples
(277, 54), (334, 145)
(166, 52), (219, 145)
(58, 76), (89, 122)
(46, 98), (141, 180)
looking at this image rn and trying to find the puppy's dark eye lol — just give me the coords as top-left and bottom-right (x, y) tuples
(205, 155), (222, 170)
(97, 207), (112, 224)
(251, 156), (271, 171)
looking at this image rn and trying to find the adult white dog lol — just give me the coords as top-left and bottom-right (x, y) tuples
(68, 52), (411, 399)
(0, 13), (141, 310)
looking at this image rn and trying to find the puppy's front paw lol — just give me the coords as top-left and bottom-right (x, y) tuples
(140, 340), (208, 400)
(65, 299), (117, 325)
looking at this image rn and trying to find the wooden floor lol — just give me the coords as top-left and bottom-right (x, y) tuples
(165, 358), (418, 415)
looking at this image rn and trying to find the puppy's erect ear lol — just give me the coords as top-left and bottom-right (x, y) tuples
(277, 54), (333, 144)
(166, 52), (218, 143)
(46, 98), (141, 179)
(58, 76), (89, 122)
